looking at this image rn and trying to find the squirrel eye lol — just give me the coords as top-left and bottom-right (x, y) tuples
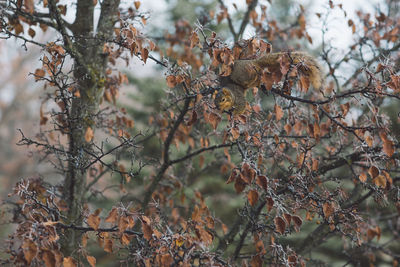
(222, 98), (226, 102)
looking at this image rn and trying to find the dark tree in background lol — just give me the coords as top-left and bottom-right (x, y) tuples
(0, 0), (399, 266)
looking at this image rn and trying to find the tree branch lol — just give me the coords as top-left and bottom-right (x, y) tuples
(142, 96), (192, 210)
(237, 0), (258, 41)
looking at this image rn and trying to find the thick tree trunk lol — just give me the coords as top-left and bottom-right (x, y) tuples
(60, 0), (120, 256)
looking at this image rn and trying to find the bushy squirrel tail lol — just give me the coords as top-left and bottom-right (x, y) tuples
(255, 52), (324, 90)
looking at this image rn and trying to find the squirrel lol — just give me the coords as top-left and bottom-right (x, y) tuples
(214, 52), (324, 114)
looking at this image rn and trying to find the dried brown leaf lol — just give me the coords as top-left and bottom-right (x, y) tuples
(274, 104), (284, 121)
(34, 68), (45, 81)
(368, 166), (379, 179)
(256, 175), (268, 191)
(42, 250), (56, 267)
(231, 126), (240, 140)
(63, 257), (77, 267)
(105, 207), (118, 224)
(323, 202), (335, 219)
(87, 256), (96, 267)
(247, 190), (259, 206)
(274, 216), (286, 235)
(22, 240), (37, 265)
(266, 197), (274, 212)
(166, 75), (176, 88)
(87, 213), (100, 231)
(359, 172), (367, 183)
(292, 215), (303, 232)
(373, 175), (386, 188)
(85, 127), (94, 142)
(104, 239), (113, 253)
(142, 221), (153, 241)
(234, 175), (247, 194)
(209, 112), (221, 130)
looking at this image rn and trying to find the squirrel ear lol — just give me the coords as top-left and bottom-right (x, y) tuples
(222, 87), (231, 96)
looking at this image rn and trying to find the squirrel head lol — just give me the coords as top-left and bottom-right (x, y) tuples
(214, 87), (234, 112)
(214, 85), (246, 115)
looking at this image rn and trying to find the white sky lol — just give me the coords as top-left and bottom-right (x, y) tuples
(0, 0), (387, 103)
(128, 0), (385, 76)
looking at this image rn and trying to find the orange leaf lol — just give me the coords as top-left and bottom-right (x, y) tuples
(274, 216), (286, 235)
(323, 202), (334, 219)
(104, 239), (113, 253)
(284, 124), (292, 135)
(241, 162), (256, 183)
(134, 1), (140, 9)
(22, 239), (37, 265)
(24, 0), (34, 14)
(367, 226), (381, 241)
(292, 215), (303, 232)
(121, 233), (132, 245)
(142, 221), (153, 241)
(105, 207), (118, 223)
(293, 121), (303, 135)
(161, 254), (173, 267)
(283, 213), (292, 225)
(85, 127), (94, 142)
(340, 103), (350, 117)
(87, 256), (96, 267)
(231, 126), (240, 140)
(104, 90), (112, 102)
(359, 172), (367, 183)
(313, 122), (320, 140)
(373, 175), (386, 188)
(166, 75), (176, 88)
(365, 135), (373, 147)
(14, 23), (24, 35)
(190, 31), (200, 49)
(117, 216), (129, 233)
(247, 190), (259, 206)
(82, 233), (88, 248)
(348, 19), (354, 26)
(63, 257), (77, 267)
(34, 68), (45, 81)
(42, 250), (56, 267)
(74, 90), (81, 98)
(141, 215), (151, 224)
(209, 112), (221, 130)
(250, 255), (262, 267)
(298, 14), (306, 30)
(312, 158), (319, 171)
(274, 104), (284, 121)
(266, 197), (274, 212)
(368, 166), (379, 179)
(226, 169), (238, 184)
(141, 48), (148, 63)
(256, 175), (268, 191)
(28, 28), (36, 38)
(383, 139), (394, 157)
(234, 176), (247, 194)
(87, 213), (100, 231)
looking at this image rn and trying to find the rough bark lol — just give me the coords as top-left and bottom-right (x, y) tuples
(59, 0), (120, 256)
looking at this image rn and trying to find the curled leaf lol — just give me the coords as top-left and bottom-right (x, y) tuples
(274, 216), (286, 235)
